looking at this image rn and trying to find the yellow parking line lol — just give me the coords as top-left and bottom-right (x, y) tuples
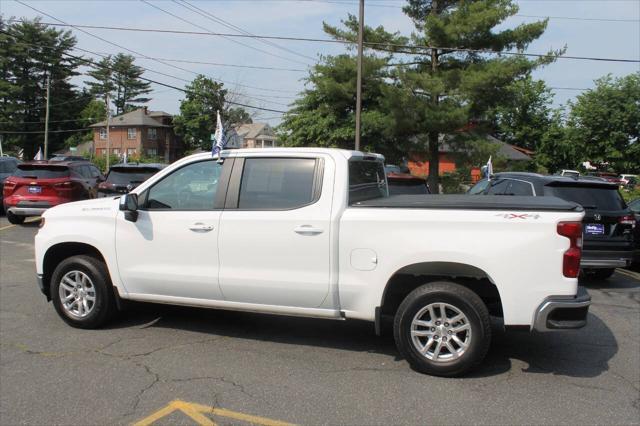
(616, 268), (640, 280)
(133, 400), (294, 426)
(0, 217), (41, 231)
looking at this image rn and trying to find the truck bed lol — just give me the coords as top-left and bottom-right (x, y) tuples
(352, 194), (582, 212)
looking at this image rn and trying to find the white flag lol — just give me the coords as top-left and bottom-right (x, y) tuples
(34, 147), (44, 161)
(211, 111), (225, 157)
(486, 156), (493, 178)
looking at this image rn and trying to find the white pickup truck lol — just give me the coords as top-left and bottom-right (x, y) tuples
(35, 148), (591, 376)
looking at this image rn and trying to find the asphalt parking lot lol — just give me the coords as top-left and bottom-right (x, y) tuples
(1, 216), (639, 425)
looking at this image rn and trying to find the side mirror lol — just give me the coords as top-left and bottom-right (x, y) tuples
(119, 193), (139, 222)
(96, 175), (106, 182)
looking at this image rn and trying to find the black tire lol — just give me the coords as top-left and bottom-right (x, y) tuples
(50, 255), (116, 329)
(6, 211), (25, 224)
(393, 281), (491, 377)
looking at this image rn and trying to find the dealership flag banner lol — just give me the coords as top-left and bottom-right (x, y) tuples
(34, 147), (43, 160)
(211, 111), (225, 157)
(486, 156), (493, 179)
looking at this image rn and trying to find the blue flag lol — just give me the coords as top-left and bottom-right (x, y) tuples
(211, 111), (225, 157)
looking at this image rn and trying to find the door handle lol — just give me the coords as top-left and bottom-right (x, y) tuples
(294, 225), (324, 235)
(189, 222), (214, 232)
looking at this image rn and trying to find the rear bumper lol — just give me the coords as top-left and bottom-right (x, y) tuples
(533, 286), (591, 332)
(580, 250), (633, 268)
(7, 206), (48, 216)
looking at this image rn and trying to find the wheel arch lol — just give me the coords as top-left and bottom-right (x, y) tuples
(42, 242), (108, 300)
(379, 261), (503, 327)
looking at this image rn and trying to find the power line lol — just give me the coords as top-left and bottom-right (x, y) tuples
(140, 0), (311, 67)
(2, 31), (290, 114)
(0, 128), (91, 134)
(11, 4), (301, 94)
(0, 118), (100, 124)
(176, 0), (317, 62)
(23, 21), (640, 63)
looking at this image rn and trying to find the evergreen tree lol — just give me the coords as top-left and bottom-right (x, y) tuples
(0, 18), (88, 158)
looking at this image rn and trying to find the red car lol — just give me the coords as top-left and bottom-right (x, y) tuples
(387, 172), (431, 195)
(3, 160), (104, 224)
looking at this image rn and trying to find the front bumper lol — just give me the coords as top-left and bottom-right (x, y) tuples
(36, 273), (50, 300)
(533, 286), (591, 331)
(580, 250), (633, 269)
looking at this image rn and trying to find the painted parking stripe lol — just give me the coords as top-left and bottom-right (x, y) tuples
(134, 400), (294, 426)
(616, 268), (640, 280)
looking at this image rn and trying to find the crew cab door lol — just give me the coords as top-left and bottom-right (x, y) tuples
(218, 155), (334, 308)
(115, 159), (228, 300)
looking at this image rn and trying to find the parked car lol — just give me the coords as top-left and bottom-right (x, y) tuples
(384, 164), (410, 174)
(559, 169), (580, 178)
(387, 172), (430, 195)
(0, 156), (21, 212)
(3, 160), (104, 224)
(49, 155), (87, 162)
(36, 149), (590, 377)
(586, 172), (624, 186)
(469, 172), (634, 279)
(628, 198), (640, 269)
(98, 163), (165, 197)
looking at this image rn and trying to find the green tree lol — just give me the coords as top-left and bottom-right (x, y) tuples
(535, 110), (579, 173)
(565, 73), (640, 173)
(321, 1), (559, 192)
(490, 76), (553, 152)
(173, 75), (227, 151)
(279, 54), (403, 161)
(227, 107), (253, 126)
(0, 18), (88, 158)
(85, 53), (151, 115)
(63, 98), (107, 148)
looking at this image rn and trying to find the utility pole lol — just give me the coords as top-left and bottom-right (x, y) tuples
(105, 93), (111, 171)
(44, 75), (50, 160)
(354, 0), (364, 151)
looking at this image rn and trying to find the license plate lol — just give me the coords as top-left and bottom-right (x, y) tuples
(585, 223), (605, 235)
(28, 186), (41, 194)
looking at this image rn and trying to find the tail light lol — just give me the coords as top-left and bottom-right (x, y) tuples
(619, 215), (636, 228)
(98, 182), (111, 190)
(54, 181), (79, 192)
(3, 180), (16, 195)
(557, 221), (582, 278)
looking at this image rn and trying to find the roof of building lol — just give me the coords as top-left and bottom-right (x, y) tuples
(148, 111), (172, 117)
(232, 123), (274, 139)
(437, 135), (532, 161)
(90, 108), (171, 128)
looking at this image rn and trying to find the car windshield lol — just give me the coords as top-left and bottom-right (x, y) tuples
(388, 180), (429, 195)
(14, 165), (70, 179)
(107, 168), (158, 185)
(544, 185), (627, 210)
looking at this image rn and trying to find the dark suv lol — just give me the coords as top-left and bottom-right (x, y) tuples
(97, 163), (165, 197)
(469, 172), (635, 279)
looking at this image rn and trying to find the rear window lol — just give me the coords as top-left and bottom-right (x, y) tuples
(544, 185), (626, 210)
(107, 168), (158, 185)
(0, 160), (18, 173)
(15, 165), (69, 179)
(349, 160), (388, 204)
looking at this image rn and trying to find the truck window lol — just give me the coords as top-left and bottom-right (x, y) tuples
(238, 158), (317, 210)
(145, 160), (221, 210)
(349, 160), (388, 204)
(505, 180), (534, 196)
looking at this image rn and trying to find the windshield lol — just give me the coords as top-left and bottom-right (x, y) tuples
(15, 165), (69, 179)
(544, 185), (626, 210)
(107, 168), (158, 185)
(388, 180), (429, 195)
(349, 160), (388, 204)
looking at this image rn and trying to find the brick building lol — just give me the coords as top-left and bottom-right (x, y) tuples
(90, 108), (183, 162)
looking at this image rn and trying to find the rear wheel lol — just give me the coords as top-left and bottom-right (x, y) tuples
(394, 281), (491, 377)
(50, 255), (116, 329)
(6, 211), (25, 224)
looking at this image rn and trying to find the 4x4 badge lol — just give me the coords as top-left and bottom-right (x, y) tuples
(594, 213), (601, 221)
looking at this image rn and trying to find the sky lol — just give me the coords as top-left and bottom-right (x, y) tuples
(1, 0), (639, 126)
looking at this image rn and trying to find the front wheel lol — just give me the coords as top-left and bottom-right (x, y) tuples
(394, 281), (491, 377)
(6, 211), (25, 224)
(50, 255), (116, 329)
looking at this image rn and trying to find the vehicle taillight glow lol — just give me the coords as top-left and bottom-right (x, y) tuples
(53, 181), (76, 190)
(619, 215), (636, 228)
(557, 221), (582, 278)
(3, 180), (16, 195)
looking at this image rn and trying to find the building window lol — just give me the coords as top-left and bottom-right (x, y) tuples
(112, 148), (120, 155)
(99, 128), (107, 140)
(127, 148), (136, 156)
(147, 148), (157, 157)
(97, 148), (106, 157)
(148, 128), (157, 140)
(127, 128), (137, 140)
